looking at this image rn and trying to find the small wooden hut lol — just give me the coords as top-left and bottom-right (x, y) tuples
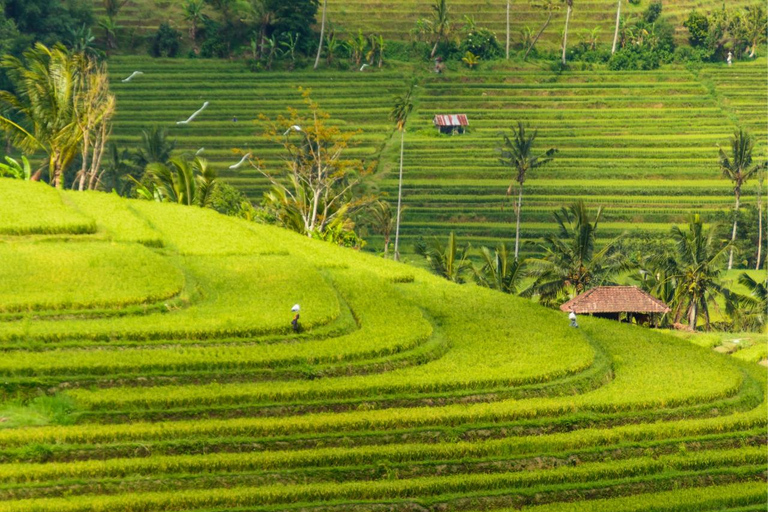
(433, 114), (469, 135)
(560, 286), (670, 327)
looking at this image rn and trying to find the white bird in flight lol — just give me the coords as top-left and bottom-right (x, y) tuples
(229, 153), (252, 170)
(283, 125), (303, 136)
(176, 102), (209, 125)
(360, 64), (369, 71)
(122, 71), (144, 82)
(195, 148), (205, 156)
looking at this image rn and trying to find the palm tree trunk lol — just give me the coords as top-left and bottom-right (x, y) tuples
(506, 0), (511, 60)
(430, 40), (439, 59)
(514, 185), (523, 260)
(757, 179), (763, 270)
(611, 0), (621, 54)
(728, 186), (741, 270)
(394, 128), (405, 261)
(688, 300), (697, 331)
(562, 3), (572, 65)
(313, 0), (328, 70)
(524, 11), (552, 60)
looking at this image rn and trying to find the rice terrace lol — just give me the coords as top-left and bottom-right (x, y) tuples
(0, 0), (766, 511)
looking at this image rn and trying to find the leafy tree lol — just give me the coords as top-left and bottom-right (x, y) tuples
(684, 10), (709, 48)
(718, 129), (765, 269)
(740, 4), (767, 57)
(149, 22), (181, 57)
(415, 232), (472, 283)
(256, 90), (374, 238)
(498, 121), (556, 260)
(389, 83), (415, 261)
(459, 27), (500, 60)
(525, 0), (559, 60)
(134, 156), (218, 207)
(264, 0), (318, 54)
(426, 0), (452, 58)
(523, 201), (629, 306)
(474, 244), (525, 294)
(4, 0), (93, 47)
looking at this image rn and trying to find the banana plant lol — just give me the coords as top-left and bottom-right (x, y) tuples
(0, 155), (32, 180)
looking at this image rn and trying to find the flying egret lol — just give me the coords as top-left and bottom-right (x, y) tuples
(122, 71), (144, 82)
(283, 125), (303, 136)
(360, 64), (369, 71)
(229, 152), (252, 170)
(195, 147), (205, 156)
(176, 102), (210, 125)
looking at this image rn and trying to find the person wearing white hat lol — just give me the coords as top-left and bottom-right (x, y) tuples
(291, 304), (301, 332)
(568, 308), (578, 328)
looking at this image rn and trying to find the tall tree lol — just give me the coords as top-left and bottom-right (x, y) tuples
(523, 201), (629, 305)
(428, 0), (452, 58)
(668, 215), (731, 331)
(561, 0), (573, 65)
(313, 0), (328, 69)
(364, 200), (396, 258)
(0, 43), (84, 188)
(499, 121), (556, 260)
(740, 4), (767, 58)
(505, 0), (511, 60)
(718, 129), (765, 270)
(611, 0), (621, 54)
(182, 0), (207, 46)
(389, 83), (415, 261)
(524, 0), (558, 60)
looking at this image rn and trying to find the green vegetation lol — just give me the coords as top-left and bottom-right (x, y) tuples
(0, 180), (764, 511)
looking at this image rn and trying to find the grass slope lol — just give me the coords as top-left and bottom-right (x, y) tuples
(0, 179), (764, 510)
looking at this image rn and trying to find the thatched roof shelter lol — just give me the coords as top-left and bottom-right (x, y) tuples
(560, 286), (669, 325)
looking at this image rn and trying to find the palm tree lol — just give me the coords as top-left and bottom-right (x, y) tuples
(668, 215), (731, 331)
(98, 17), (120, 51)
(474, 244), (526, 294)
(415, 232), (472, 283)
(136, 156), (217, 207)
(133, 126), (176, 170)
(505, 0), (511, 60)
(561, 0), (574, 65)
(718, 129), (765, 270)
(611, 0), (621, 54)
(499, 122), (556, 260)
(523, 201), (629, 305)
(741, 4), (767, 58)
(389, 83), (415, 261)
(429, 0), (452, 58)
(313, 0), (328, 69)
(756, 167), (764, 270)
(0, 43), (84, 188)
(525, 0), (559, 60)
(732, 272), (767, 329)
(183, 0), (207, 46)
(365, 200), (396, 258)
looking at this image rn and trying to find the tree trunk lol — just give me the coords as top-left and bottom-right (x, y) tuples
(505, 0), (510, 60)
(394, 128), (405, 261)
(525, 11), (552, 60)
(430, 40), (439, 59)
(514, 185), (523, 260)
(757, 178), (764, 270)
(688, 300), (697, 331)
(313, 0), (328, 69)
(611, 0), (621, 54)
(728, 186), (741, 270)
(562, 3), (572, 65)
(384, 235), (390, 258)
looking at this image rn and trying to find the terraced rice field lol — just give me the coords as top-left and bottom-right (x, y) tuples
(0, 179), (765, 511)
(108, 57), (766, 253)
(97, 0), (759, 50)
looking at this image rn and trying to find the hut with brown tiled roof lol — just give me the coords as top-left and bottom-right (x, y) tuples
(560, 286), (670, 326)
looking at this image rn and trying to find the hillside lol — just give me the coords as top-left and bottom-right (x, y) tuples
(0, 178), (765, 510)
(97, 0), (760, 49)
(107, 57), (767, 253)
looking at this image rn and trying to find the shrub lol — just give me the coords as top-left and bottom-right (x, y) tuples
(459, 28), (501, 60)
(149, 22), (181, 57)
(684, 11), (710, 48)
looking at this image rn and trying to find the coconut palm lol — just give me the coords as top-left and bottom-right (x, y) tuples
(429, 0), (452, 58)
(364, 200), (396, 258)
(474, 244), (526, 294)
(611, 0), (622, 54)
(741, 4), (767, 58)
(415, 232), (472, 283)
(133, 126), (176, 170)
(718, 129), (766, 270)
(499, 121), (556, 260)
(523, 201), (629, 306)
(135, 156), (217, 207)
(667, 215), (731, 331)
(183, 0), (207, 45)
(525, 0), (559, 60)
(313, 0), (328, 69)
(389, 83), (415, 261)
(561, 0), (574, 65)
(0, 43), (84, 188)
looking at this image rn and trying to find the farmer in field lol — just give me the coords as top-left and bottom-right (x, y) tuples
(291, 304), (301, 333)
(568, 308), (579, 328)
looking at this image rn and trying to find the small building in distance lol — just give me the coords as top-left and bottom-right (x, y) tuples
(433, 114), (469, 135)
(560, 286), (670, 327)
